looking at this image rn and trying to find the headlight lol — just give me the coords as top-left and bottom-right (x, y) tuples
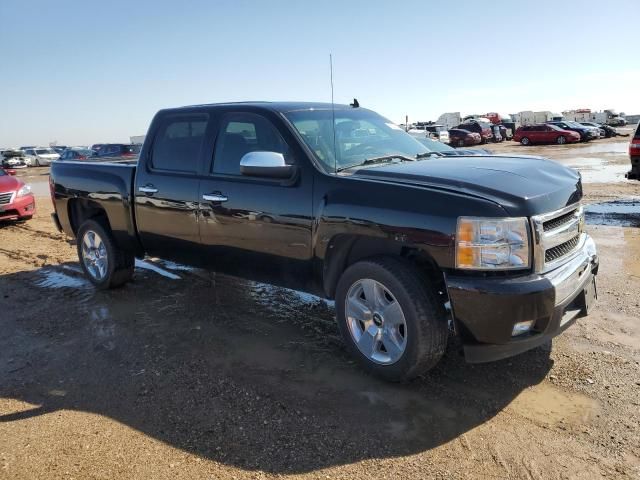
(456, 217), (530, 270)
(17, 184), (32, 197)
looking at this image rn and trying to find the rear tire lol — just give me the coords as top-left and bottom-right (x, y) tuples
(520, 137), (530, 146)
(556, 135), (566, 145)
(335, 256), (448, 382)
(77, 219), (134, 289)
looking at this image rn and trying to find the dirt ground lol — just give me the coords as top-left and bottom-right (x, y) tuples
(1, 136), (639, 479)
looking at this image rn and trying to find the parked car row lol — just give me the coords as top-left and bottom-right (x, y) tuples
(409, 117), (513, 148)
(513, 120), (620, 146)
(0, 143), (143, 168)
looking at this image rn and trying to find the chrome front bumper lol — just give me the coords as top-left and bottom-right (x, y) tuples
(448, 234), (598, 363)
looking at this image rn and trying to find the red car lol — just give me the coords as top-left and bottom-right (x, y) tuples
(627, 122), (640, 180)
(448, 128), (482, 147)
(513, 124), (581, 145)
(0, 167), (36, 221)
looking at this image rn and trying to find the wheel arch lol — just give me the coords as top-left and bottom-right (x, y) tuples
(67, 198), (111, 236)
(322, 234), (447, 301)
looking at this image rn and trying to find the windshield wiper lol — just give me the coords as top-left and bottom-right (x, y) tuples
(336, 154), (415, 172)
(416, 151), (444, 159)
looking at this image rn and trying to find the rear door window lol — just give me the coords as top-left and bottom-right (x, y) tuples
(151, 114), (209, 172)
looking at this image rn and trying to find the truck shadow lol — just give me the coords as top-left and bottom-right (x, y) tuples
(0, 262), (552, 474)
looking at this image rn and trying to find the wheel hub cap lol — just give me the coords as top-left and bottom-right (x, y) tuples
(81, 230), (108, 281)
(345, 278), (407, 365)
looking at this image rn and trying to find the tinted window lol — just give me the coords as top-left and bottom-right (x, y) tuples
(213, 113), (289, 175)
(151, 115), (208, 172)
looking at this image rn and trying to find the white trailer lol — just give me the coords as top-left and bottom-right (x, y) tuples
(435, 112), (462, 129)
(514, 111), (561, 125)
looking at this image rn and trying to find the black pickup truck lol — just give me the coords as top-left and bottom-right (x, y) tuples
(50, 102), (599, 381)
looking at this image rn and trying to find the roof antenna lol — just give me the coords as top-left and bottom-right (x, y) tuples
(350, 98), (359, 108)
(330, 54), (337, 174)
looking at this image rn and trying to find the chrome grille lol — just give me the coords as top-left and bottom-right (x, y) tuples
(545, 235), (580, 263)
(0, 192), (14, 205)
(543, 209), (577, 232)
(531, 204), (585, 272)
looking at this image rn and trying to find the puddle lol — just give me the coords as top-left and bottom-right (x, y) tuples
(585, 199), (640, 227)
(508, 383), (599, 426)
(29, 181), (50, 197)
(561, 157), (631, 184)
(36, 269), (90, 289)
(250, 283), (334, 309)
(565, 141), (628, 155)
(134, 259), (181, 280)
(156, 259), (195, 272)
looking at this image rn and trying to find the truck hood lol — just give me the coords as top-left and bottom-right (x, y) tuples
(350, 155), (582, 217)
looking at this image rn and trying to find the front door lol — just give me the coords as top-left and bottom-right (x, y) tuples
(198, 111), (314, 291)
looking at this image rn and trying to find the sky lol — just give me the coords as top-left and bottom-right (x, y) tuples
(0, 0), (638, 146)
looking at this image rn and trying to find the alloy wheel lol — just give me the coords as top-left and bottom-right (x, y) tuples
(81, 230), (108, 281)
(345, 278), (407, 365)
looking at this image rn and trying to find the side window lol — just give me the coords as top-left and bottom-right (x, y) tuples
(212, 113), (290, 175)
(151, 114), (208, 172)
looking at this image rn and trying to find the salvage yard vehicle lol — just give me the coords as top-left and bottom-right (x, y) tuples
(49, 102), (599, 381)
(456, 119), (493, 144)
(1, 150), (28, 169)
(22, 147), (60, 166)
(0, 166), (35, 221)
(579, 122), (618, 138)
(513, 124), (581, 145)
(627, 122), (640, 180)
(448, 128), (482, 147)
(59, 148), (96, 161)
(546, 121), (595, 142)
(95, 143), (141, 158)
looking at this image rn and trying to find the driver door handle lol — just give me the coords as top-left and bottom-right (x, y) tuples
(139, 185), (158, 194)
(202, 193), (228, 202)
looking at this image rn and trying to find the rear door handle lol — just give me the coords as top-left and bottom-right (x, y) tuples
(202, 193), (228, 202)
(139, 185), (158, 194)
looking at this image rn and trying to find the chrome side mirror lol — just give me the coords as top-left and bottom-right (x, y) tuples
(240, 151), (294, 178)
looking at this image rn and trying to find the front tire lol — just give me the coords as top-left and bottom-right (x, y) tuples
(556, 135), (566, 145)
(77, 219), (134, 289)
(520, 137), (530, 146)
(335, 257), (448, 382)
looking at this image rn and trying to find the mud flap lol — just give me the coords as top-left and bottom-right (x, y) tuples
(582, 276), (597, 315)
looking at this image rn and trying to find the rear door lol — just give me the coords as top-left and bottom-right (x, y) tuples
(197, 110), (314, 290)
(134, 112), (213, 265)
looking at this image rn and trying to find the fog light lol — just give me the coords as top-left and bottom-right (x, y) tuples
(512, 320), (535, 336)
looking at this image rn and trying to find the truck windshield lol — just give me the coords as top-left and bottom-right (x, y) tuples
(284, 108), (429, 173)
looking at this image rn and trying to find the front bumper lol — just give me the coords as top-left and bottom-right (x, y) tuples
(0, 193), (36, 220)
(446, 235), (598, 363)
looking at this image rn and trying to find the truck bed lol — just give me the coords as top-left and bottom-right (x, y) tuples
(49, 159), (141, 253)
